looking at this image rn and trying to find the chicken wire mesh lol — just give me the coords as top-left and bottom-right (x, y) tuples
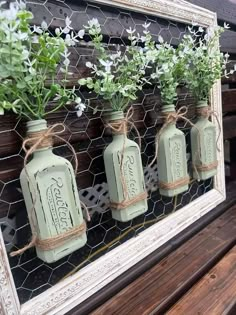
(0, 0), (213, 304)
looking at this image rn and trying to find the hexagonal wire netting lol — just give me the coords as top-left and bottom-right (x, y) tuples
(0, 0), (213, 304)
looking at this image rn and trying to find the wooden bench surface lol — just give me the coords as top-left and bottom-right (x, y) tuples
(92, 204), (236, 315)
(167, 246), (236, 315)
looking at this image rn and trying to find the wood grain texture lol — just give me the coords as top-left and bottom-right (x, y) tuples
(167, 245), (236, 315)
(92, 205), (236, 315)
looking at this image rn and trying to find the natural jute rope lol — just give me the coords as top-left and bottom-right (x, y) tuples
(10, 123), (89, 257)
(106, 107), (147, 210)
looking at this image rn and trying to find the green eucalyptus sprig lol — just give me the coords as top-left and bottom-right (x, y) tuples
(146, 34), (186, 106)
(79, 19), (151, 111)
(180, 23), (234, 102)
(0, 1), (85, 119)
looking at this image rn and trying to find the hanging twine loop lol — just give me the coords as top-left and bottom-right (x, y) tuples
(106, 107), (147, 210)
(10, 123), (90, 257)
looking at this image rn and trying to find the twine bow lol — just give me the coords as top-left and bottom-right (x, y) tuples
(106, 107), (147, 209)
(10, 123), (90, 257)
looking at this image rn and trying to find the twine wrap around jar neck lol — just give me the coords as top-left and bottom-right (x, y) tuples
(26, 119), (53, 150)
(105, 111), (128, 136)
(196, 101), (210, 118)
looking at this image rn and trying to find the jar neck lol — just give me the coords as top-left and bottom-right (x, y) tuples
(26, 119), (53, 152)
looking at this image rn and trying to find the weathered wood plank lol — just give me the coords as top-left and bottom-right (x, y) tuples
(166, 246), (236, 315)
(0, 89), (195, 159)
(223, 116), (236, 139)
(222, 89), (236, 112)
(91, 205), (236, 315)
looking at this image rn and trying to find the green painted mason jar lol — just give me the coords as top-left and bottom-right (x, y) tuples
(20, 119), (87, 263)
(191, 101), (217, 180)
(157, 104), (189, 197)
(103, 111), (147, 222)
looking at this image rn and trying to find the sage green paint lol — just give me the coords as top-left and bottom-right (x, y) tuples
(20, 120), (87, 263)
(157, 104), (189, 197)
(191, 101), (217, 180)
(103, 111), (147, 222)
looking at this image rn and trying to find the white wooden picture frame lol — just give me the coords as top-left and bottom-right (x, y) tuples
(0, 1), (224, 314)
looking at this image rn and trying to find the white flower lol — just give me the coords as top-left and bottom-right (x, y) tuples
(172, 55), (178, 63)
(225, 52), (230, 59)
(33, 25), (43, 34)
(142, 22), (151, 29)
(158, 35), (164, 44)
(224, 22), (230, 29)
(21, 49), (29, 60)
(55, 28), (60, 36)
(4, 2), (18, 21)
(32, 35), (39, 43)
(110, 51), (121, 61)
(100, 59), (113, 72)
(126, 27), (136, 34)
(140, 36), (147, 43)
(86, 61), (93, 68)
(75, 100), (86, 117)
(63, 58), (70, 67)
(16, 31), (28, 40)
(65, 34), (75, 46)
(41, 20), (48, 30)
(65, 16), (72, 29)
(29, 67), (36, 75)
(0, 107), (4, 115)
(88, 18), (100, 28)
(18, 0), (26, 10)
(162, 63), (169, 72)
(78, 29), (85, 38)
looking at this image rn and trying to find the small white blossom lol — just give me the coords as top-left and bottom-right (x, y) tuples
(225, 52), (230, 59)
(100, 59), (113, 72)
(65, 16), (72, 29)
(158, 35), (164, 44)
(41, 20), (48, 30)
(142, 21), (151, 29)
(18, 0), (26, 10)
(78, 29), (85, 38)
(3, 2), (18, 21)
(88, 18), (100, 28)
(86, 61), (93, 68)
(224, 22), (230, 29)
(33, 25), (43, 34)
(32, 35), (39, 43)
(110, 51), (121, 61)
(0, 107), (4, 115)
(55, 28), (60, 36)
(75, 99), (86, 117)
(65, 34), (75, 46)
(126, 27), (136, 34)
(63, 58), (70, 67)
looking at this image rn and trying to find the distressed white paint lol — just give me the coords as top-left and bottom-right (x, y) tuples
(0, 1), (225, 314)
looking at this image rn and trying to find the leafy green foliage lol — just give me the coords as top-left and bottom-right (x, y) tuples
(78, 19), (151, 111)
(180, 24), (232, 102)
(0, 1), (84, 119)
